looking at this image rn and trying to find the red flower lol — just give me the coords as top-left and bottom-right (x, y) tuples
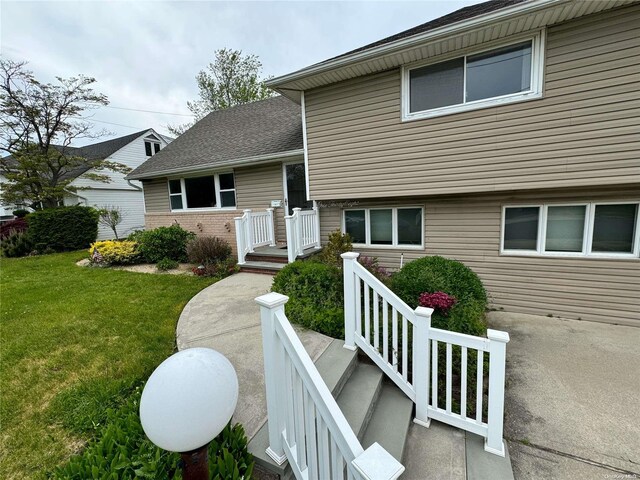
(418, 291), (456, 315)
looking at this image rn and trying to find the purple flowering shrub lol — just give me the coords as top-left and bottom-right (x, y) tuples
(358, 255), (390, 282)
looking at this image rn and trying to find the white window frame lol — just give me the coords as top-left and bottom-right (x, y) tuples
(145, 139), (161, 156)
(167, 172), (236, 212)
(217, 172), (237, 208)
(401, 30), (545, 122)
(342, 206), (424, 249)
(501, 201), (640, 259)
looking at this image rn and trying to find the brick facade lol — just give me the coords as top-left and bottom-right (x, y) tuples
(144, 211), (241, 253)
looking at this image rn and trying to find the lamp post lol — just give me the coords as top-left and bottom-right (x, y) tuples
(139, 348), (239, 480)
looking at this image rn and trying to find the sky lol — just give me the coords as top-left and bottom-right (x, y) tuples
(1, 0), (479, 144)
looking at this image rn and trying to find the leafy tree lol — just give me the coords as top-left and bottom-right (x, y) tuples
(168, 48), (274, 135)
(0, 60), (130, 209)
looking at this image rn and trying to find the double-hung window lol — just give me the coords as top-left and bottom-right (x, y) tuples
(501, 202), (640, 258)
(403, 32), (544, 120)
(168, 173), (236, 211)
(344, 207), (423, 248)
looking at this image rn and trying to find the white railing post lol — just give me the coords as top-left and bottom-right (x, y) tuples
(341, 252), (360, 352)
(285, 214), (295, 263)
(244, 209), (255, 253)
(255, 292), (290, 465)
(413, 306), (433, 428)
(313, 206), (321, 248)
(485, 329), (510, 457)
(292, 208), (302, 257)
(352, 442), (405, 480)
(234, 215), (246, 265)
(267, 208), (276, 246)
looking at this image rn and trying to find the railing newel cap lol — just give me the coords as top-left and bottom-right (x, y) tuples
(341, 252), (360, 260)
(487, 329), (510, 343)
(414, 306), (434, 317)
(255, 292), (289, 308)
(351, 442), (405, 480)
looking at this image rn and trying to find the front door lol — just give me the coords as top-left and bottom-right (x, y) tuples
(284, 163), (312, 215)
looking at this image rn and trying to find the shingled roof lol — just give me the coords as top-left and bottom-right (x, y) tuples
(326, 0), (528, 62)
(1, 129), (155, 180)
(128, 96), (303, 179)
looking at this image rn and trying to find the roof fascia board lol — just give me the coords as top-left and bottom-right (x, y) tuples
(267, 0), (566, 89)
(127, 149), (305, 180)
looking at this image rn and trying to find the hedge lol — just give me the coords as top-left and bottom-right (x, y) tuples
(28, 206), (99, 252)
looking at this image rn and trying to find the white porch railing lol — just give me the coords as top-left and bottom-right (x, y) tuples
(234, 208), (276, 264)
(256, 293), (404, 480)
(285, 207), (321, 263)
(342, 252), (510, 457)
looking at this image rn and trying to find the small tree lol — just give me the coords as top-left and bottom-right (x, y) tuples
(168, 49), (274, 135)
(0, 60), (130, 209)
(98, 206), (124, 239)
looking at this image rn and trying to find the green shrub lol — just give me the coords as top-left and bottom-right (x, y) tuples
(192, 257), (238, 278)
(52, 387), (254, 479)
(28, 206), (99, 252)
(156, 257), (179, 271)
(12, 208), (29, 218)
(135, 225), (195, 263)
(0, 230), (34, 257)
(391, 256), (487, 336)
(319, 229), (352, 267)
(187, 236), (232, 265)
(272, 261), (344, 338)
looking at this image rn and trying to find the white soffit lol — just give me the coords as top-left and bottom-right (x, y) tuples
(269, 0), (636, 96)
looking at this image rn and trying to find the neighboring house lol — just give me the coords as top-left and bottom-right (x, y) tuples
(130, 0), (640, 326)
(1, 129), (171, 239)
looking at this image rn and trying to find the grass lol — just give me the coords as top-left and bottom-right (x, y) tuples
(0, 251), (217, 479)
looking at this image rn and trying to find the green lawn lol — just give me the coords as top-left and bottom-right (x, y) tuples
(0, 252), (217, 479)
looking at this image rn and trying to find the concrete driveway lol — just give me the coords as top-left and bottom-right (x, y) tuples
(488, 312), (640, 479)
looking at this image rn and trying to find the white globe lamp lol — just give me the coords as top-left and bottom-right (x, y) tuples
(140, 348), (239, 479)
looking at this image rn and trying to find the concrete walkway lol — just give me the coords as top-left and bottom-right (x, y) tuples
(176, 272), (333, 440)
(488, 312), (640, 479)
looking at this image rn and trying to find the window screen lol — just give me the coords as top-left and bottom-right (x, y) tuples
(370, 209), (393, 245)
(466, 41), (532, 102)
(397, 208), (423, 245)
(504, 207), (539, 250)
(345, 210), (366, 244)
(545, 206), (586, 252)
(409, 58), (464, 112)
(592, 204), (637, 253)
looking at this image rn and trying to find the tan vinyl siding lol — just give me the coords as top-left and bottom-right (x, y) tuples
(235, 162), (287, 243)
(142, 178), (169, 213)
(318, 186), (640, 326)
(304, 5), (640, 200)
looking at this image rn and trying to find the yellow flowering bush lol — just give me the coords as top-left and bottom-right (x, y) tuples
(89, 240), (140, 265)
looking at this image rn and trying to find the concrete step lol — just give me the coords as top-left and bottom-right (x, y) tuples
(239, 261), (286, 275)
(248, 339), (357, 479)
(361, 381), (414, 463)
(314, 339), (358, 397)
(245, 254), (289, 264)
(335, 362), (383, 439)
